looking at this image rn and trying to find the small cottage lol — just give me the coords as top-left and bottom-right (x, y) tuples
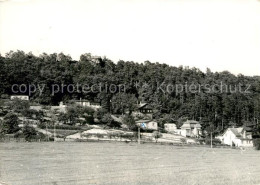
(164, 123), (177, 132)
(138, 103), (153, 114)
(136, 120), (158, 131)
(10, 95), (29, 101)
(180, 120), (202, 137)
(50, 102), (67, 113)
(74, 99), (101, 110)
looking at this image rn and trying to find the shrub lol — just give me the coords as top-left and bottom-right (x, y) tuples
(205, 138), (222, 146)
(7, 99), (30, 115)
(14, 125), (47, 141)
(253, 139), (260, 150)
(38, 123), (82, 130)
(197, 138), (206, 145)
(152, 131), (162, 142)
(96, 133), (105, 139)
(94, 108), (108, 122)
(180, 138), (187, 144)
(122, 115), (135, 130)
(1, 112), (20, 134)
(120, 133), (135, 140)
(22, 125), (37, 141)
(108, 132), (121, 139)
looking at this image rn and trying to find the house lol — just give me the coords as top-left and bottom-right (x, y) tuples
(50, 102), (67, 113)
(221, 127), (253, 147)
(164, 123), (177, 132)
(136, 120), (158, 130)
(138, 103), (153, 114)
(18, 116), (40, 125)
(10, 95), (29, 101)
(29, 105), (42, 112)
(30, 102), (67, 114)
(132, 102), (153, 119)
(73, 99), (101, 110)
(180, 120), (202, 137)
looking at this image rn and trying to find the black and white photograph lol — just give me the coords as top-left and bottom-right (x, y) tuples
(0, 0), (260, 184)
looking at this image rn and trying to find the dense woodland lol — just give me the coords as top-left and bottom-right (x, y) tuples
(0, 50), (260, 133)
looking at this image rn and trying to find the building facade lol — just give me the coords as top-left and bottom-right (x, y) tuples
(10, 95), (29, 101)
(180, 120), (202, 137)
(221, 127), (253, 147)
(164, 123), (177, 132)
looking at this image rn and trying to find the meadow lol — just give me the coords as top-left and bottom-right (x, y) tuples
(0, 142), (260, 185)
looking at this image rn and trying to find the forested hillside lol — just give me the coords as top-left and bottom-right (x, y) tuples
(0, 50), (259, 130)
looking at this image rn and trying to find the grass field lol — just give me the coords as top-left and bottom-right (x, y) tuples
(0, 142), (260, 185)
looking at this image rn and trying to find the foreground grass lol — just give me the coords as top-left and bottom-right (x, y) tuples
(0, 142), (259, 185)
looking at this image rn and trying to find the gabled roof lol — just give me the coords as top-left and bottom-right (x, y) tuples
(243, 126), (253, 132)
(229, 128), (242, 137)
(236, 127), (243, 133)
(138, 103), (152, 110)
(226, 126), (253, 138)
(135, 119), (151, 123)
(181, 120), (201, 129)
(138, 103), (147, 108)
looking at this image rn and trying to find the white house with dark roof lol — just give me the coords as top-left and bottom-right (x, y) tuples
(180, 120), (202, 137)
(221, 127), (253, 147)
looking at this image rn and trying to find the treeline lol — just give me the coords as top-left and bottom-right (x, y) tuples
(0, 50), (260, 131)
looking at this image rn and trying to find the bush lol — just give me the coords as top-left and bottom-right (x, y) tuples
(120, 133), (135, 140)
(180, 138), (187, 144)
(14, 125), (47, 141)
(96, 133), (105, 139)
(107, 132), (120, 139)
(122, 115), (135, 130)
(101, 113), (113, 125)
(94, 108), (108, 122)
(1, 112), (20, 134)
(205, 138), (222, 146)
(38, 123), (82, 130)
(197, 138), (206, 145)
(107, 132), (136, 141)
(22, 125), (37, 141)
(253, 139), (260, 150)
(152, 131), (162, 142)
(7, 99), (30, 115)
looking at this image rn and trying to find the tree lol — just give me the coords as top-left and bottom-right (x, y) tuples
(1, 113), (20, 134)
(94, 108), (108, 123)
(59, 105), (94, 125)
(7, 99), (30, 115)
(101, 113), (113, 125)
(66, 105), (80, 125)
(22, 124), (37, 141)
(122, 114), (136, 130)
(111, 93), (138, 115)
(0, 49), (260, 133)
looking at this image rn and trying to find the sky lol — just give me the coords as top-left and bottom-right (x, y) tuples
(0, 0), (260, 76)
